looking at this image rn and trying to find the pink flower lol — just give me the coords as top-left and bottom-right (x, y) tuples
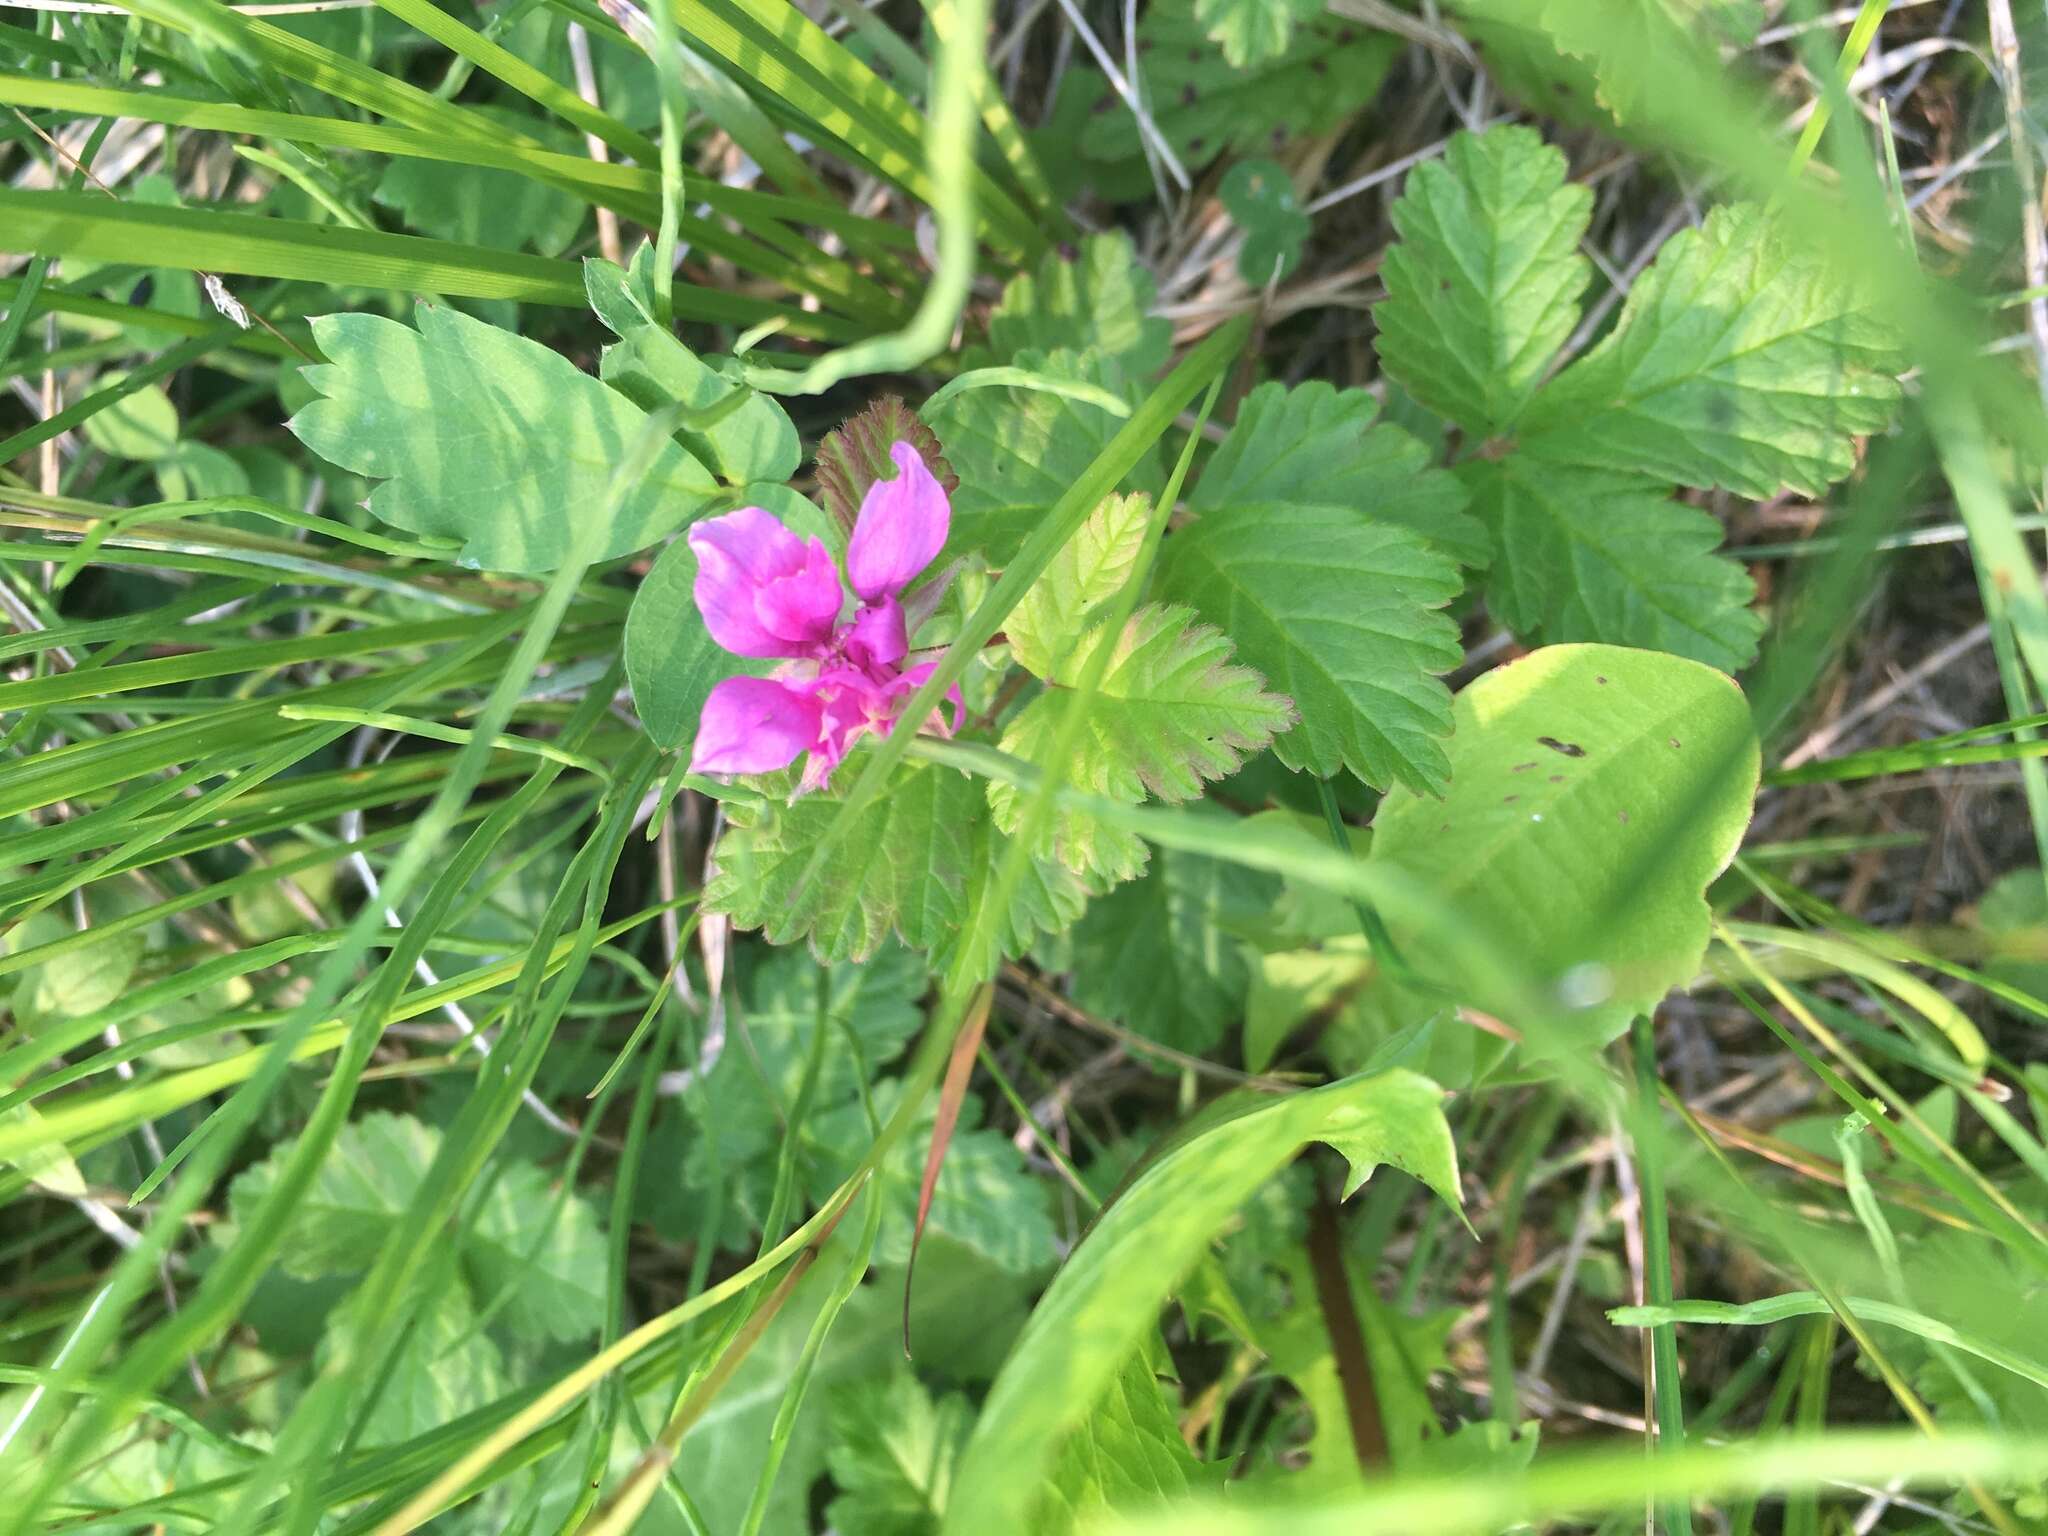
(689, 442), (961, 789)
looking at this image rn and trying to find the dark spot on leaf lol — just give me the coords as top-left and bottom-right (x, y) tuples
(1596, 674), (1608, 684)
(1092, 94), (1116, 115)
(1618, 810), (1630, 824)
(1549, 775), (1564, 783)
(1439, 278), (1452, 291)
(1189, 136), (1206, 153)
(1537, 736), (1586, 758)
(1670, 737), (1682, 749)
(1503, 794), (1519, 804)
(1188, 46), (1202, 61)
(1512, 761), (1536, 773)
(1181, 84), (1198, 106)
(1310, 59), (1329, 75)
(1705, 391), (1735, 428)
(1553, 81), (1571, 95)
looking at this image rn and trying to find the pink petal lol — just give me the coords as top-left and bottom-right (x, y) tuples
(844, 596), (909, 670)
(689, 675), (824, 775)
(691, 509), (842, 658)
(847, 441), (950, 602)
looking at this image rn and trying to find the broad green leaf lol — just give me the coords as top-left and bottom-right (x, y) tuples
(78, 373), (179, 463)
(1220, 159), (1311, 285)
(1520, 203), (1902, 499)
(674, 1248), (899, 1536)
(991, 604), (1296, 884)
(940, 1070), (1461, 1533)
(1367, 643), (1759, 1052)
(930, 348), (1161, 567)
(1068, 846), (1277, 1052)
(624, 490), (837, 751)
(1377, 126), (1593, 437)
(226, 1111), (436, 1280)
(1191, 381), (1486, 567)
(1977, 867), (2048, 1015)
(936, 812), (1099, 980)
(1, 1105), (86, 1198)
(1081, 6), (1399, 169)
(1007, 492), (1151, 679)
(987, 234), (1171, 378)
(15, 925), (146, 1032)
(317, 1284), (505, 1446)
(1459, 454), (1763, 671)
(1195, 0), (1322, 65)
(1157, 502), (1463, 792)
(464, 1161), (608, 1343)
(229, 840), (336, 941)
(809, 1082), (1060, 1273)
(587, 253), (801, 486)
(1040, 1351), (1224, 1531)
(824, 1365), (973, 1536)
(1523, 0), (1762, 128)
(376, 130), (584, 256)
(289, 304), (716, 572)
(705, 760), (980, 963)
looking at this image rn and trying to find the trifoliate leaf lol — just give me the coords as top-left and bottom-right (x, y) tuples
(227, 1110), (436, 1280)
(1192, 381), (1486, 566)
(290, 305), (716, 572)
(1367, 643), (1759, 1055)
(809, 1082), (1060, 1273)
(1220, 158), (1312, 285)
(705, 760), (980, 963)
(1069, 846), (1277, 1052)
(988, 234), (1170, 379)
(1082, 4), (1399, 169)
(1008, 492), (1152, 679)
(588, 254), (800, 487)
(825, 1366), (973, 1536)
(1196, 0), (1322, 65)
(1520, 202), (1902, 498)
(1378, 125), (1593, 437)
(1038, 1350), (1224, 1533)
(1460, 453), (1763, 670)
(1158, 501), (1463, 792)
(465, 1161), (608, 1343)
(931, 348), (1161, 567)
(990, 604), (1296, 884)
(816, 397), (959, 538)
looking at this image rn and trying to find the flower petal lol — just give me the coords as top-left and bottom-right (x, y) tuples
(689, 675), (824, 775)
(847, 441), (949, 602)
(844, 595), (909, 670)
(691, 508), (842, 657)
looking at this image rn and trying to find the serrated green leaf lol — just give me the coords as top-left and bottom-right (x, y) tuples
(1519, 203), (1902, 498)
(1378, 125), (1593, 437)
(824, 1365), (972, 1536)
(941, 1070), (1461, 1533)
(1008, 492), (1152, 678)
(375, 130), (584, 256)
(588, 253), (801, 486)
(1081, 6), (1399, 169)
(1367, 643), (1760, 1054)
(1068, 846), (1276, 1052)
(624, 489), (837, 751)
(930, 348), (1161, 568)
(226, 1111), (435, 1280)
(1460, 453), (1762, 670)
(1195, 0), (1322, 65)
(987, 233), (1171, 378)
(935, 812), (1099, 981)
(704, 760), (979, 963)
(1192, 381), (1486, 566)
(809, 1082), (1059, 1273)
(465, 1161), (608, 1343)
(1039, 1351), (1224, 1532)
(990, 604), (1296, 884)
(1158, 501), (1463, 792)
(816, 397), (959, 538)
(1219, 159), (1311, 285)
(317, 1283), (506, 1446)
(289, 304), (716, 572)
